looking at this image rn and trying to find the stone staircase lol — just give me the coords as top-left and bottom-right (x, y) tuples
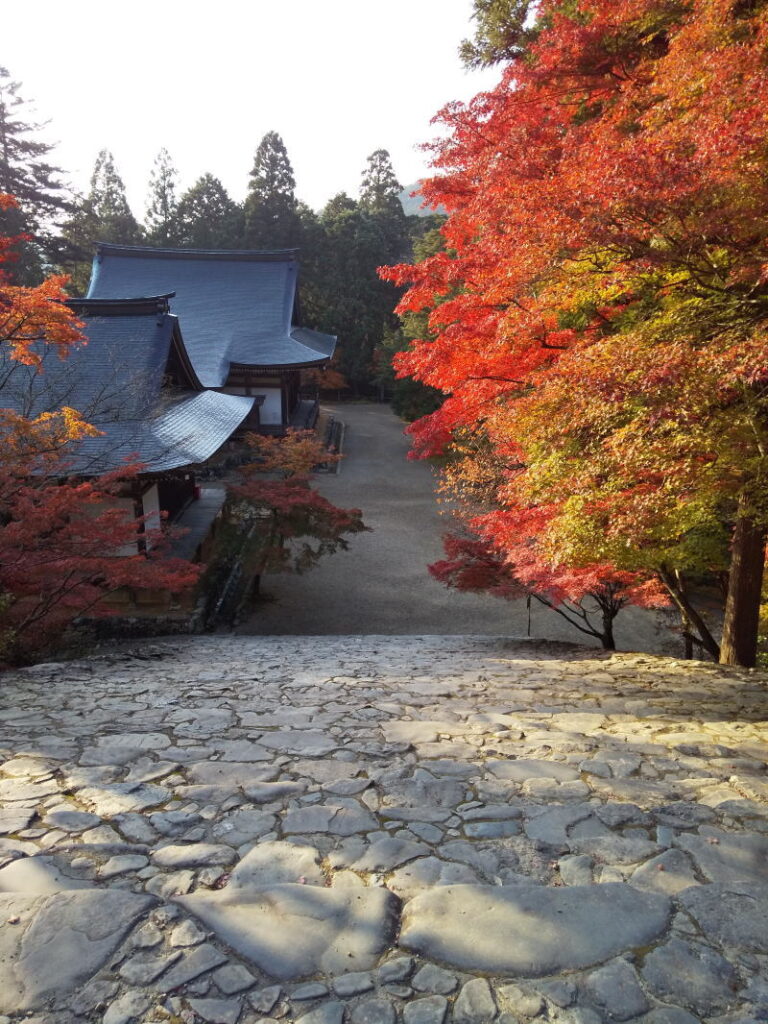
(0, 635), (766, 1024)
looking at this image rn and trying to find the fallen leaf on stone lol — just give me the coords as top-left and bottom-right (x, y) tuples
(7, 915), (20, 924)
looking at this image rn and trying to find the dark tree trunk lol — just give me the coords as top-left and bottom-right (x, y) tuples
(601, 605), (616, 650)
(683, 631), (694, 660)
(720, 507), (766, 667)
(658, 565), (721, 662)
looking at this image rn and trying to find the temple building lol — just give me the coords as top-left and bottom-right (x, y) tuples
(87, 244), (337, 432)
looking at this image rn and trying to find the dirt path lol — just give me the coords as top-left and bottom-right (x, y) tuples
(237, 402), (667, 652)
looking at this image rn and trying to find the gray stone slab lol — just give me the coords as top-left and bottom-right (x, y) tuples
(349, 838), (430, 872)
(461, 804), (523, 821)
(464, 820), (520, 839)
(486, 759), (580, 782)
(0, 856), (92, 894)
(569, 836), (661, 865)
(249, 983), (283, 1011)
(400, 883), (670, 975)
(641, 937), (741, 1015)
(176, 883), (400, 979)
(0, 778), (60, 801)
(379, 806), (454, 824)
(558, 855), (593, 886)
(218, 806), (278, 847)
(0, 890), (154, 1012)
(679, 882), (768, 952)
(118, 949), (182, 984)
(154, 942), (228, 990)
(496, 983), (544, 1017)
(412, 964), (457, 994)
(350, 999), (397, 1024)
(636, 1011), (701, 1024)
(387, 857), (481, 901)
(229, 841), (326, 888)
(403, 995), (448, 1024)
(242, 780), (307, 802)
(98, 854), (149, 879)
(258, 730), (339, 756)
(378, 956), (414, 983)
(41, 808), (101, 832)
(333, 970), (374, 996)
(211, 739), (273, 762)
(630, 850), (700, 896)
(103, 990), (152, 1024)
(187, 997), (242, 1024)
(524, 804), (594, 846)
(77, 783), (169, 816)
(152, 843), (236, 868)
(0, 807), (35, 834)
(297, 1002), (345, 1024)
(382, 721), (454, 745)
(675, 829), (768, 885)
(186, 762), (279, 787)
(293, 982), (329, 1000)
(453, 977), (498, 1023)
(79, 733), (171, 766)
(583, 959), (649, 1021)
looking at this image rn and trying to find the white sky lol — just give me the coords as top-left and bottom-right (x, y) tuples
(5, 0), (500, 215)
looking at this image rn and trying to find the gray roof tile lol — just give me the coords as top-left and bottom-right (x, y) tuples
(87, 244), (337, 386)
(0, 299), (253, 474)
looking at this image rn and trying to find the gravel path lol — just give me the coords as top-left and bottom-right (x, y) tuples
(0, 634), (766, 1022)
(237, 404), (668, 654)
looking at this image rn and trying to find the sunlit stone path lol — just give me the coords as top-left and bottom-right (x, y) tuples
(0, 634), (767, 1024)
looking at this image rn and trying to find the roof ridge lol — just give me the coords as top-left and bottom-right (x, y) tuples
(95, 243), (299, 263)
(68, 295), (176, 316)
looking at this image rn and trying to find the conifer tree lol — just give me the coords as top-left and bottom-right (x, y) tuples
(359, 149), (408, 263)
(0, 67), (71, 283)
(243, 131), (300, 248)
(61, 150), (142, 293)
(144, 148), (179, 246)
(174, 173), (242, 249)
(459, 0), (536, 68)
(359, 149), (403, 219)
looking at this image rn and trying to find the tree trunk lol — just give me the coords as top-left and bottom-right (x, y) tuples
(720, 506), (766, 667)
(601, 605), (616, 650)
(658, 565), (721, 662)
(683, 631), (694, 660)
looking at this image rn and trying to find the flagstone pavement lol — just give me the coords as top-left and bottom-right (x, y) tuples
(0, 634), (767, 1024)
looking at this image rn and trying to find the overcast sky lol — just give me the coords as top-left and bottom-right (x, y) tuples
(5, 1), (500, 215)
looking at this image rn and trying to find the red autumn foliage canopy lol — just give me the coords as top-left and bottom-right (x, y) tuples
(229, 429), (367, 574)
(0, 195), (199, 662)
(382, 0), (768, 664)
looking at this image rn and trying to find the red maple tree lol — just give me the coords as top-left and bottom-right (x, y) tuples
(229, 429), (367, 574)
(382, 0), (768, 665)
(0, 196), (199, 663)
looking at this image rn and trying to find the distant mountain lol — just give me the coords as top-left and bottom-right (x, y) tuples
(398, 182), (446, 218)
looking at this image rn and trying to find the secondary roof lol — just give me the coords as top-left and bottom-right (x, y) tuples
(0, 296), (253, 474)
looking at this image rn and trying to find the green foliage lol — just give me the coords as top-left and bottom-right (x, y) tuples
(61, 150), (142, 293)
(377, 223), (447, 418)
(244, 131), (300, 248)
(174, 173), (243, 249)
(0, 67), (71, 284)
(144, 148), (179, 245)
(459, 0), (538, 68)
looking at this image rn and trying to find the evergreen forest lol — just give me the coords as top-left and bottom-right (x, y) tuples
(0, 66), (440, 415)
